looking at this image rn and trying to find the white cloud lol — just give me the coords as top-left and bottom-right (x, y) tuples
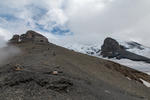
(38, 8), (68, 31)
(0, 45), (20, 65)
(0, 27), (12, 47)
(64, 0), (150, 45)
(0, 27), (11, 40)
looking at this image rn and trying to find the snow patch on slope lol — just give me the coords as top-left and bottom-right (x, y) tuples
(140, 79), (150, 87)
(147, 73), (150, 75)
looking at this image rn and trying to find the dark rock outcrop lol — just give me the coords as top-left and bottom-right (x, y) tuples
(9, 35), (20, 43)
(101, 37), (150, 63)
(9, 30), (49, 44)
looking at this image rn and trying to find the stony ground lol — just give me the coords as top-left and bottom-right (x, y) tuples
(0, 42), (150, 100)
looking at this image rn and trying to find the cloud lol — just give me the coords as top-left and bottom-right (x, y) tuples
(0, 27), (12, 40)
(0, 27), (13, 48)
(64, 0), (150, 45)
(0, 0), (150, 46)
(0, 27), (20, 65)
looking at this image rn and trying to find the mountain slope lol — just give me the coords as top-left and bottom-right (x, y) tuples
(0, 48), (149, 99)
(0, 31), (150, 100)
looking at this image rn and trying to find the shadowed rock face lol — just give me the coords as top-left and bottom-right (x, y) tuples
(9, 30), (49, 44)
(101, 37), (120, 52)
(101, 37), (150, 63)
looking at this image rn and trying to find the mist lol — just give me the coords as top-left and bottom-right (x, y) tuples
(0, 36), (20, 65)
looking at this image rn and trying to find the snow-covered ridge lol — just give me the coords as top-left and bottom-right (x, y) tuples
(53, 41), (101, 56)
(58, 40), (150, 60)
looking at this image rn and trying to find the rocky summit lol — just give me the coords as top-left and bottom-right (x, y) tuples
(101, 37), (150, 63)
(0, 30), (150, 100)
(9, 30), (49, 44)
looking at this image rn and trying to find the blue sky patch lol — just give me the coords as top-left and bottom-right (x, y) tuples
(0, 14), (18, 21)
(51, 26), (71, 35)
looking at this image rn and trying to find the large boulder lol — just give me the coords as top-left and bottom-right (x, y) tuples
(9, 30), (49, 44)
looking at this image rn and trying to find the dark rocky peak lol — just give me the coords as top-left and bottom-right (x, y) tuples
(102, 37), (120, 52)
(9, 30), (49, 44)
(101, 37), (125, 58)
